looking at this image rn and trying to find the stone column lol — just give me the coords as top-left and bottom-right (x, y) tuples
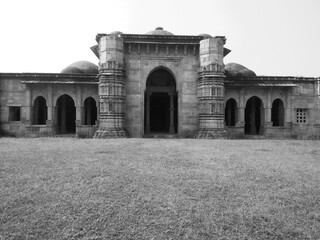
(145, 92), (151, 134)
(236, 89), (245, 128)
(75, 85), (82, 133)
(194, 37), (227, 138)
(285, 89), (292, 124)
(25, 87), (32, 124)
(94, 33), (129, 138)
(47, 85), (53, 124)
(169, 93), (175, 134)
(265, 89), (272, 128)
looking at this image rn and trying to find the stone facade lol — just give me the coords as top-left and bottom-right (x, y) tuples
(0, 28), (319, 139)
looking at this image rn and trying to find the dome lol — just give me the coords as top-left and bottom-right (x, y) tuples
(199, 33), (212, 39)
(146, 27), (174, 36)
(225, 62), (256, 79)
(61, 61), (99, 74)
(110, 31), (123, 36)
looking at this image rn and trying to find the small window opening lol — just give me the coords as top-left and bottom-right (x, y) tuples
(9, 106), (21, 121)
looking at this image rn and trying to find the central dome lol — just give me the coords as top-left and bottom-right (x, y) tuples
(146, 27), (174, 36)
(61, 61), (98, 74)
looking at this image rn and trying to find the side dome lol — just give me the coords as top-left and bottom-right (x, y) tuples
(61, 61), (99, 74)
(225, 62), (256, 79)
(199, 33), (212, 39)
(146, 27), (174, 36)
(110, 31), (123, 36)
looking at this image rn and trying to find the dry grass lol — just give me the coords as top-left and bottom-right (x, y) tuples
(1, 138), (320, 239)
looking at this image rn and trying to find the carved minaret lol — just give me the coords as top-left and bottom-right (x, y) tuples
(94, 34), (129, 138)
(194, 37), (227, 138)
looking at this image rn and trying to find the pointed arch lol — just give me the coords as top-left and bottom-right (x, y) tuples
(33, 96), (47, 125)
(83, 97), (97, 125)
(145, 67), (177, 134)
(272, 98), (284, 126)
(225, 98), (237, 126)
(245, 96), (264, 135)
(56, 94), (76, 134)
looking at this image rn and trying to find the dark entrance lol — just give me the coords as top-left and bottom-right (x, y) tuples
(56, 94), (76, 133)
(83, 97), (97, 125)
(245, 96), (264, 135)
(145, 68), (177, 134)
(33, 96), (47, 125)
(225, 98), (237, 127)
(271, 98), (284, 126)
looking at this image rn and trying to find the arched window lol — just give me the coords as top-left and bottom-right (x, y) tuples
(225, 98), (237, 126)
(272, 99), (284, 126)
(84, 97), (97, 125)
(33, 96), (47, 125)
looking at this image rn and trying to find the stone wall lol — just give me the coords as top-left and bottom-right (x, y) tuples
(0, 74), (99, 137)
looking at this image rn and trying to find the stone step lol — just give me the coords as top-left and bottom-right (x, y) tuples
(143, 134), (179, 139)
(54, 134), (76, 138)
(243, 134), (266, 139)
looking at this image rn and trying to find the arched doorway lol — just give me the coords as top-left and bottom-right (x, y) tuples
(33, 96), (47, 125)
(245, 96), (264, 135)
(145, 68), (177, 134)
(225, 98), (237, 126)
(56, 94), (76, 134)
(272, 98), (284, 126)
(83, 97), (97, 125)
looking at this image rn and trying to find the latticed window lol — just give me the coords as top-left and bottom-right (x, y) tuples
(296, 109), (307, 123)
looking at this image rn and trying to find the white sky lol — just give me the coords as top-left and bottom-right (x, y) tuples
(0, 0), (319, 77)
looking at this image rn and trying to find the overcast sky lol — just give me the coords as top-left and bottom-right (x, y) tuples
(1, 0), (319, 77)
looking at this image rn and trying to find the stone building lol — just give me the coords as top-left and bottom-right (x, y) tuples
(1, 27), (320, 139)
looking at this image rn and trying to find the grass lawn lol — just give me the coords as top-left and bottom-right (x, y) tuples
(1, 138), (320, 239)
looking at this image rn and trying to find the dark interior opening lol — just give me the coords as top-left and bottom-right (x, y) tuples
(272, 99), (284, 126)
(245, 96), (263, 135)
(56, 95), (76, 133)
(150, 93), (170, 132)
(145, 68), (177, 134)
(33, 96), (47, 125)
(84, 97), (97, 125)
(225, 98), (237, 126)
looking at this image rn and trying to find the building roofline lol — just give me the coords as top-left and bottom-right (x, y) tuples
(0, 72), (98, 79)
(96, 33), (226, 44)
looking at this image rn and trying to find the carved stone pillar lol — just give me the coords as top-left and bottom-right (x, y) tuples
(94, 34), (129, 138)
(194, 37), (227, 138)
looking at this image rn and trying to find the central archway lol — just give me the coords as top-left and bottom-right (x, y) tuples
(56, 94), (76, 134)
(245, 96), (264, 135)
(145, 68), (177, 134)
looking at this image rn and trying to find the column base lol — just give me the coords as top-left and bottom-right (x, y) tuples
(93, 127), (129, 138)
(194, 128), (228, 139)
